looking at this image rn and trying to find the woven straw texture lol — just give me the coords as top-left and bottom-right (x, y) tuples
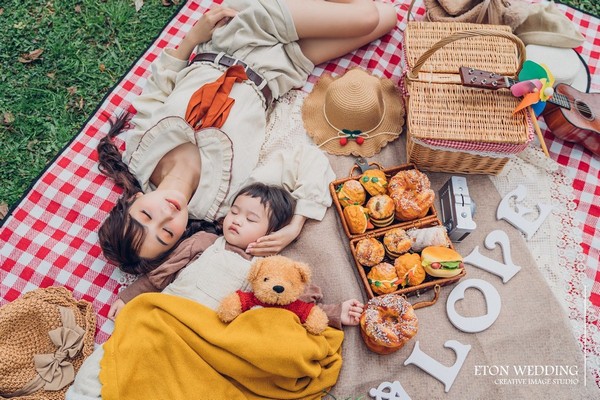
(403, 20), (532, 175)
(407, 81), (530, 143)
(406, 133), (510, 174)
(0, 287), (96, 400)
(404, 22), (520, 76)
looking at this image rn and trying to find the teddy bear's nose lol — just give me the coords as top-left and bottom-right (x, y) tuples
(272, 285), (285, 294)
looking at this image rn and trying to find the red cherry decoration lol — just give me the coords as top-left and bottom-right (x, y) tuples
(339, 137), (348, 146)
(355, 137), (365, 145)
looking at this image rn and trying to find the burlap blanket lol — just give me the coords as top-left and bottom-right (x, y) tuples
(270, 121), (598, 398)
(98, 293), (344, 400)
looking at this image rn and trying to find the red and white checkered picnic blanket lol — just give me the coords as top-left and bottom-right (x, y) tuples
(1, 0), (599, 388)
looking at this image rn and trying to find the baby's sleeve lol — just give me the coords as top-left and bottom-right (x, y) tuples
(299, 283), (342, 330)
(248, 144), (335, 221)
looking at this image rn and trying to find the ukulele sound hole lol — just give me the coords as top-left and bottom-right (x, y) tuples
(575, 100), (593, 120)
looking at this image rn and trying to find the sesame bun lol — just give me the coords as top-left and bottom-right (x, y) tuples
(421, 246), (463, 278)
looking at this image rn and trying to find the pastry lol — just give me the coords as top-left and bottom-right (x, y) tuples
(406, 226), (451, 252)
(388, 169), (435, 221)
(366, 262), (399, 295)
(365, 194), (395, 228)
(355, 237), (385, 267)
(394, 253), (426, 287)
(343, 205), (369, 235)
(421, 246), (464, 278)
(359, 294), (419, 354)
(382, 228), (412, 258)
(336, 179), (366, 208)
(359, 169), (388, 196)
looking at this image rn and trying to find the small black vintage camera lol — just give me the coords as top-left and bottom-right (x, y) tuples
(438, 176), (477, 242)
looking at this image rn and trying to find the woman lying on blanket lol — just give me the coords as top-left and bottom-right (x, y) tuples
(96, 0), (397, 275)
(66, 183), (363, 399)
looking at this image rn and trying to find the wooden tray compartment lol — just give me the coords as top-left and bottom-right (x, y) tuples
(329, 163), (438, 240)
(349, 218), (466, 299)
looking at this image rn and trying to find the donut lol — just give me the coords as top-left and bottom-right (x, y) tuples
(359, 169), (388, 196)
(359, 294), (419, 354)
(366, 262), (399, 295)
(365, 195), (395, 228)
(388, 169), (435, 221)
(355, 237), (385, 267)
(394, 253), (426, 287)
(383, 228), (411, 258)
(337, 180), (366, 208)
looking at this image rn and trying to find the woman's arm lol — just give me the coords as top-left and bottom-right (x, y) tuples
(125, 6), (238, 147)
(170, 6), (238, 61)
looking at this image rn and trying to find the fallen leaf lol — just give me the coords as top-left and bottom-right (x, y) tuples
(162, 0), (177, 6)
(47, 71), (56, 79)
(2, 112), (15, 125)
(27, 139), (39, 151)
(134, 0), (144, 11)
(67, 86), (78, 95)
(18, 48), (44, 63)
(99, 64), (106, 72)
(0, 202), (8, 220)
(0, 8), (4, 16)
(74, 5), (82, 13)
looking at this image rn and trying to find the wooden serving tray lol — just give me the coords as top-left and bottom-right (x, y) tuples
(349, 218), (466, 300)
(329, 163), (438, 240)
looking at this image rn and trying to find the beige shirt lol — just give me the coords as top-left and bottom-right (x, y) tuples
(122, 0), (333, 222)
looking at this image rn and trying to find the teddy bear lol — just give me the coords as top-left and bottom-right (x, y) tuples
(217, 255), (329, 335)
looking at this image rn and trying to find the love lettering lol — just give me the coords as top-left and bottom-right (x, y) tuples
(369, 185), (553, 400)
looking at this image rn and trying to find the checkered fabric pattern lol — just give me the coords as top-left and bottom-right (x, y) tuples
(1, 0), (598, 385)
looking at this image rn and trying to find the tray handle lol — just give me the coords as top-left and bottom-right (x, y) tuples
(411, 284), (441, 310)
(348, 158), (384, 177)
(407, 29), (526, 81)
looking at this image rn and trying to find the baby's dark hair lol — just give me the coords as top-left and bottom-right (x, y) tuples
(96, 113), (218, 275)
(233, 183), (296, 234)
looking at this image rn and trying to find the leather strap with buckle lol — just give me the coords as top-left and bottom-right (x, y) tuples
(190, 52), (273, 108)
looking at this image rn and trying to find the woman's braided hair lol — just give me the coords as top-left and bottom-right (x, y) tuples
(96, 113), (219, 275)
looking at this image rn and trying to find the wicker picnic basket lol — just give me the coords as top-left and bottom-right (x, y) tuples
(402, 1), (533, 175)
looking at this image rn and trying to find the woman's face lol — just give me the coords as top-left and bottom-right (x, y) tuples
(128, 189), (189, 259)
(222, 195), (270, 250)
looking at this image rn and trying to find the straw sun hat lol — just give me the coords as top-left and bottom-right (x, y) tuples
(0, 286), (96, 399)
(302, 68), (405, 157)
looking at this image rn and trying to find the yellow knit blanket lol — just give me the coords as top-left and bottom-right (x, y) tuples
(99, 293), (344, 400)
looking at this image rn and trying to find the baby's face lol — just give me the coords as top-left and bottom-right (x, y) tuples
(222, 195), (270, 250)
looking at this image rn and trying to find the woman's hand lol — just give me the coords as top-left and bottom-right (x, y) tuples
(340, 299), (364, 326)
(172, 6), (238, 60)
(108, 298), (126, 321)
(246, 215), (306, 256)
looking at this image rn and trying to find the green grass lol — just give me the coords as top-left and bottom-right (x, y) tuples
(0, 0), (598, 217)
(0, 1), (177, 214)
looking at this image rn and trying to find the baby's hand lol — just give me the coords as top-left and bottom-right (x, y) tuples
(341, 299), (364, 326)
(108, 299), (126, 321)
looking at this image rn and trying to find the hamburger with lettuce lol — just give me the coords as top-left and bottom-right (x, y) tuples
(421, 246), (464, 278)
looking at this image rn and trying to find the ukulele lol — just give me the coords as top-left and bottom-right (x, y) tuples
(459, 67), (600, 157)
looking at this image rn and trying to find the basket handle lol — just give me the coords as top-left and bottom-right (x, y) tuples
(407, 29), (526, 81)
(349, 159), (384, 177)
(412, 284), (441, 310)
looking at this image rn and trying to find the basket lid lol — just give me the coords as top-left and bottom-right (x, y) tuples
(404, 22), (521, 78)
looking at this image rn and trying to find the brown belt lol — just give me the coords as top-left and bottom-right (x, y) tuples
(190, 52), (273, 108)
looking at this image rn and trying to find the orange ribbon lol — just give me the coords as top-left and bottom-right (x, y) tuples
(185, 64), (248, 130)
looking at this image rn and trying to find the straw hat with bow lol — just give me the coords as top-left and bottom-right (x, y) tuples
(0, 286), (96, 399)
(302, 68), (405, 158)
